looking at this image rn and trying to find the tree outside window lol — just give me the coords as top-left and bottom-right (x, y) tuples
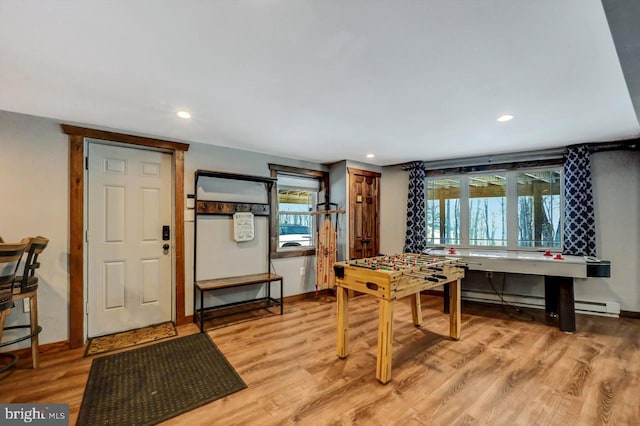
(469, 174), (506, 246)
(517, 171), (561, 248)
(427, 178), (460, 245)
(425, 168), (562, 249)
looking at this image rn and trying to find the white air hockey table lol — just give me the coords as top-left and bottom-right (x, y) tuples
(426, 248), (611, 332)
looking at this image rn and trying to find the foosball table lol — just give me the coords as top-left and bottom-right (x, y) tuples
(333, 253), (465, 384)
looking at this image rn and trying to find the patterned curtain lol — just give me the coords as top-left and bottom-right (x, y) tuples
(404, 161), (427, 254)
(563, 145), (596, 256)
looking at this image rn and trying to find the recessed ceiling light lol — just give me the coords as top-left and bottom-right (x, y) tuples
(177, 111), (191, 119)
(497, 114), (514, 122)
(366, 153), (375, 159)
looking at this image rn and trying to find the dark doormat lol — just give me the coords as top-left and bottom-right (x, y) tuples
(84, 322), (177, 357)
(77, 333), (247, 426)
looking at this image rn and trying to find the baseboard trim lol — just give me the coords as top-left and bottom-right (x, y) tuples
(284, 289), (333, 303)
(2, 339), (71, 359)
(620, 310), (640, 319)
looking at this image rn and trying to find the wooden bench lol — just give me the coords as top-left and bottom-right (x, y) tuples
(194, 272), (283, 332)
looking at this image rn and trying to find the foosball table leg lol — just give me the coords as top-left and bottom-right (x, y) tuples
(376, 299), (394, 384)
(449, 279), (461, 340)
(336, 286), (350, 358)
(410, 293), (422, 327)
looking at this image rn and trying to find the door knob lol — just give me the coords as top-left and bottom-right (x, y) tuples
(163, 243), (170, 251)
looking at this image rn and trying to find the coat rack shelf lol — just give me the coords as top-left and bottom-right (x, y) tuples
(193, 169), (283, 332)
(196, 200), (270, 216)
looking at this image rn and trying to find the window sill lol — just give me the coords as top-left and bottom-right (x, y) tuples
(272, 248), (316, 259)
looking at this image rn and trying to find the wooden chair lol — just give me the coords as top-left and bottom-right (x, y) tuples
(0, 241), (27, 375)
(1, 236), (49, 369)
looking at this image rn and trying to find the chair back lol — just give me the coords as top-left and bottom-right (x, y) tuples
(0, 242), (27, 311)
(14, 236), (49, 294)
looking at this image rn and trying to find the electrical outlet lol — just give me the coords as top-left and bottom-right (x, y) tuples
(300, 267), (305, 276)
(23, 298), (30, 313)
(485, 271), (493, 279)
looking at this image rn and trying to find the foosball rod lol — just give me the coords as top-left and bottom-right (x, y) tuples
(403, 271), (449, 282)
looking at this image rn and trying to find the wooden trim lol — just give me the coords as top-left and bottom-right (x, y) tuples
(60, 124), (190, 152)
(268, 163), (326, 178)
(271, 248), (315, 259)
(64, 125), (189, 348)
(620, 310), (640, 319)
(9, 340), (71, 359)
(197, 169), (276, 184)
(174, 150), (187, 325)
(347, 167), (381, 178)
(277, 289), (332, 303)
(69, 135), (84, 349)
(268, 164), (330, 259)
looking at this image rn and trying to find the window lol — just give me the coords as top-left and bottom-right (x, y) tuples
(426, 167), (563, 249)
(269, 164), (328, 257)
(426, 178), (460, 245)
(469, 174), (506, 246)
(277, 175), (317, 249)
(517, 170), (561, 248)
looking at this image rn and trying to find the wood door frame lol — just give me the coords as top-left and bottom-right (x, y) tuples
(348, 167), (381, 259)
(62, 124), (190, 349)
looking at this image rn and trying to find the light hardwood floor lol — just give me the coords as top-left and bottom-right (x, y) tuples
(1, 294), (639, 425)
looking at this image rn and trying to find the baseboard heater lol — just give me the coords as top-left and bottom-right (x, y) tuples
(461, 289), (621, 317)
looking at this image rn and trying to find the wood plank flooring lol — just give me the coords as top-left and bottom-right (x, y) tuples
(1, 294), (639, 425)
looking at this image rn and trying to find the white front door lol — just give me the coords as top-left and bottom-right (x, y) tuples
(87, 143), (172, 337)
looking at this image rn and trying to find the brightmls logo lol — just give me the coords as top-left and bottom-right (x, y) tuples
(1, 404), (68, 425)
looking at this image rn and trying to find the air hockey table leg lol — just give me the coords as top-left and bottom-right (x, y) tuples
(443, 284), (450, 314)
(544, 275), (576, 333)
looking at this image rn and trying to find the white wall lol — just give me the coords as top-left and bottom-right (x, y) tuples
(3, 106), (638, 352)
(0, 111), (70, 346)
(587, 150), (640, 311)
(328, 161), (348, 262)
(380, 165), (408, 254)
(183, 141), (328, 315)
(380, 150), (640, 313)
(0, 109), (328, 349)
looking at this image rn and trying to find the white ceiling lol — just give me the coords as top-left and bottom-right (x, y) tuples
(1, 1), (639, 166)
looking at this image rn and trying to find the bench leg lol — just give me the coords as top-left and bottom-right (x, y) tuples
(280, 279), (284, 315)
(199, 288), (205, 333)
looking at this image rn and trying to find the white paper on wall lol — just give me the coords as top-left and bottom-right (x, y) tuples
(233, 212), (255, 242)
